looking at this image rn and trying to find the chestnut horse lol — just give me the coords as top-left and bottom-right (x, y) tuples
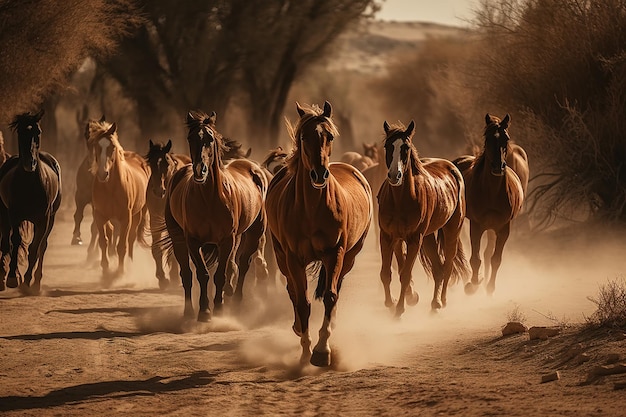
(454, 114), (528, 295)
(162, 111), (268, 321)
(378, 120), (469, 317)
(339, 142), (379, 172)
(145, 139), (191, 289)
(0, 111), (61, 294)
(88, 120), (150, 280)
(265, 101), (372, 367)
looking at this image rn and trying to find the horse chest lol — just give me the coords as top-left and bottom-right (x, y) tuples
(1, 168), (58, 213)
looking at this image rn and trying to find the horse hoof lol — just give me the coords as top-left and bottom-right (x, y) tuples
(464, 282), (479, 295)
(6, 276), (18, 288)
(431, 300), (442, 310)
(406, 291), (419, 306)
(310, 350), (331, 367)
(197, 311), (211, 322)
(71, 237), (83, 246)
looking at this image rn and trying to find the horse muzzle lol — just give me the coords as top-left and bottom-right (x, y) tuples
(21, 161), (37, 173)
(310, 168), (329, 189)
(491, 163), (506, 177)
(387, 171), (403, 186)
(193, 163), (208, 183)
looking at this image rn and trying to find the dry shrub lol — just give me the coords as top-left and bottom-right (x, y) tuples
(586, 276), (626, 329)
(506, 303), (527, 324)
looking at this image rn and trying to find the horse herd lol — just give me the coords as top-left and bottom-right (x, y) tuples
(0, 102), (529, 367)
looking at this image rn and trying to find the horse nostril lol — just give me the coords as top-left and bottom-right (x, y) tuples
(396, 172), (402, 180)
(323, 169), (329, 180)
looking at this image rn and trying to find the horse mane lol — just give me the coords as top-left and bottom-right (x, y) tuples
(382, 121), (421, 173)
(185, 110), (228, 159)
(9, 112), (39, 131)
(285, 103), (339, 174)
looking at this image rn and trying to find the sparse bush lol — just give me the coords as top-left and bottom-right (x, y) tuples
(586, 276), (626, 329)
(506, 303), (527, 324)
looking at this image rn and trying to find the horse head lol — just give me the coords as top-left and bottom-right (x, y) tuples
(91, 122), (118, 183)
(262, 146), (288, 175)
(223, 138), (251, 160)
(363, 142), (378, 161)
(10, 110), (44, 173)
(186, 110), (224, 184)
(383, 120), (415, 187)
(295, 101), (337, 189)
(146, 139), (175, 198)
(483, 113), (511, 177)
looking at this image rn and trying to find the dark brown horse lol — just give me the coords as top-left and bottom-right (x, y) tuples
(0, 111), (61, 294)
(145, 139), (191, 289)
(378, 121), (469, 317)
(454, 114), (528, 295)
(88, 120), (150, 280)
(265, 101), (372, 367)
(162, 111), (268, 321)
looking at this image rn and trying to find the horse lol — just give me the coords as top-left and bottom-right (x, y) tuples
(223, 138), (252, 161)
(453, 114), (528, 295)
(377, 120), (469, 317)
(339, 142), (378, 172)
(161, 110), (268, 321)
(265, 101), (372, 367)
(0, 111), (61, 294)
(0, 131), (10, 167)
(260, 146), (288, 175)
(144, 139), (191, 289)
(87, 120), (150, 281)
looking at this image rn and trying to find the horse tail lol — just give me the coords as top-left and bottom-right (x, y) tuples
(450, 239), (471, 285)
(136, 205), (150, 248)
(306, 261), (324, 300)
(418, 238), (436, 281)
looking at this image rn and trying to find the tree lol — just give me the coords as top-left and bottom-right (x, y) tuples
(0, 0), (142, 124)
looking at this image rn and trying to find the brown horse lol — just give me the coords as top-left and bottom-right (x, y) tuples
(145, 139), (191, 289)
(378, 120), (469, 317)
(0, 111), (61, 294)
(265, 101), (372, 367)
(339, 142), (379, 172)
(162, 111), (268, 321)
(88, 120), (150, 280)
(260, 146), (288, 175)
(454, 114), (528, 295)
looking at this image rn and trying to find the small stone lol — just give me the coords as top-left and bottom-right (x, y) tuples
(541, 371), (561, 383)
(606, 353), (621, 364)
(502, 321), (528, 336)
(573, 352), (591, 365)
(529, 326), (560, 340)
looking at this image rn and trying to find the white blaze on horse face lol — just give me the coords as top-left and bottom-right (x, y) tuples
(97, 137), (111, 180)
(388, 138), (404, 185)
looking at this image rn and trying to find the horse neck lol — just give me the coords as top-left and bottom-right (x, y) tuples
(108, 145), (128, 182)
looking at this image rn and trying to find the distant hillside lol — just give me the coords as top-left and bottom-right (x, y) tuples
(326, 20), (468, 74)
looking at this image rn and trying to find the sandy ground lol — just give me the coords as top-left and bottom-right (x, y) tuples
(1, 210), (626, 416)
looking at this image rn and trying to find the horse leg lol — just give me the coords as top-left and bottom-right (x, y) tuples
(169, 223), (193, 318)
(235, 213), (268, 300)
(151, 227), (168, 289)
(487, 223), (510, 295)
(0, 201), (10, 290)
(87, 212), (99, 262)
(465, 220), (485, 295)
(421, 234), (444, 310)
(127, 211), (142, 260)
(94, 212), (111, 281)
(188, 239), (211, 322)
(379, 230), (395, 308)
(72, 199), (87, 245)
(263, 231), (279, 288)
(21, 217), (48, 294)
(7, 219), (23, 288)
(214, 236), (238, 314)
(395, 239), (421, 318)
(483, 230), (496, 281)
(272, 235), (311, 364)
(114, 215), (131, 277)
(32, 215), (56, 294)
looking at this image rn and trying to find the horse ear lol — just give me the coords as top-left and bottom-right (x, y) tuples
(149, 139), (154, 148)
(277, 146), (283, 151)
(485, 113), (493, 126)
(383, 121), (390, 134)
(207, 111), (217, 125)
(99, 114), (106, 123)
(501, 114), (511, 128)
(296, 102), (305, 117)
(244, 147), (252, 158)
(164, 140), (172, 153)
(323, 101), (332, 118)
(35, 109), (44, 121)
(186, 112), (195, 124)
(106, 122), (117, 136)
(406, 121), (415, 137)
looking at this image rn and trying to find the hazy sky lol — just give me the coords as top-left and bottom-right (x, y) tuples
(376, 0), (478, 26)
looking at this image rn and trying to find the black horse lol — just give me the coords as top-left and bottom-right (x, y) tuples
(0, 111), (62, 294)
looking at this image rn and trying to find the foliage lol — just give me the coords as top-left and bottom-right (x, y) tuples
(0, 0), (142, 124)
